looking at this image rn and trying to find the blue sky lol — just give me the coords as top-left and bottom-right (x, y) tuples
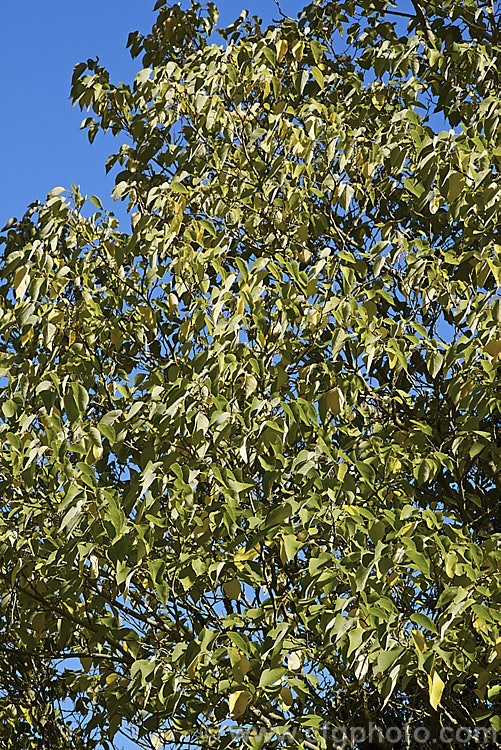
(0, 0), (305, 231)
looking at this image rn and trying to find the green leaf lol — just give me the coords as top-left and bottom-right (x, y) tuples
(98, 421), (116, 442)
(410, 613), (438, 635)
(280, 534), (303, 563)
(89, 195), (103, 209)
(259, 668), (285, 688)
(171, 181), (189, 194)
(2, 399), (17, 418)
(266, 503), (292, 527)
(376, 647), (404, 674)
(339, 183), (355, 211)
(131, 659), (155, 685)
(64, 392), (80, 423)
(60, 499), (84, 532)
(427, 350), (443, 378)
(311, 66), (325, 89)
(293, 69), (308, 95)
(71, 383), (89, 414)
(369, 520), (385, 544)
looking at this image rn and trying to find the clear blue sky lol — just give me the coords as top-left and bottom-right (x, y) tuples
(0, 0), (305, 230)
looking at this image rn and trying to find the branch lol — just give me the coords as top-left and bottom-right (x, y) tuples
(410, 0), (435, 45)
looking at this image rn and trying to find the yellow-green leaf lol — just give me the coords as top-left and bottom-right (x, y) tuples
(326, 387), (345, 416)
(484, 339), (501, 359)
(223, 578), (241, 600)
(447, 171), (466, 203)
(275, 39), (288, 64)
(411, 630), (427, 653)
(229, 690), (250, 718)
(279, 685), (294, 709)
(428, 671), (445, 710)
(280, 534), (302, 563)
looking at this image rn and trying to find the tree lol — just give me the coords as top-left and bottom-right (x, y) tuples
(1, 0), (500, 748)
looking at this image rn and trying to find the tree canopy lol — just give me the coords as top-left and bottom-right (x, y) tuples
(1, 0), (500, 748)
